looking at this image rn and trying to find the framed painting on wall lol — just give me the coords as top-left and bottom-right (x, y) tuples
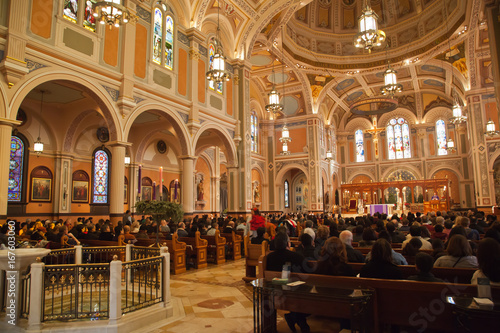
(72, 180), (89, 203)
(124, 184), (128, 204)
(142, 186), (152, 201)
(31, 177), (52, 202)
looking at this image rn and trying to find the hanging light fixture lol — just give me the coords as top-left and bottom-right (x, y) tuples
(354, 0), (386, 53)
(33, 90), (45, 156)
(279, 125), (291, 155)
(124, 154), (131, 165)
(325, 150), (334, 161)
(485, 119), (500, 137)
(93, 0), (133, 28)
(206, 2), (231, 84)
(265, 58), (282, 114)
(446, 138), (456, 153)
(449, 89), (467, 124)
(381, 62), (403, 97)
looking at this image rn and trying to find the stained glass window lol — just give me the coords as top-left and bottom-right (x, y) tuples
(8, 136), (24, 202)
(284, 180), (289, 208)
(93, 150), (109, 203)
(251, 112), (258, 153)
(436, 119), (447, 156)
(208, 38), (223, 94)
(387, 117), (411, 159)
(83, 0), (97, 31)
(153, 8), (163, 65)
(165, 15), (174, 70)
(355, 129), (365, 162)
(63, 0), (78, 23)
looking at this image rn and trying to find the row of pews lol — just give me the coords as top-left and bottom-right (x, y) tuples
(78, 230), (244, 274)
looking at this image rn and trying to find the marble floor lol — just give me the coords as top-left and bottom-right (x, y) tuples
(137, 259), (344, 333)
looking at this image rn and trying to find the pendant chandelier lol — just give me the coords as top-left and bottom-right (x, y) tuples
(449, 89), (467, 124)
(446, 138), (456, 153)
(206, 3), (231, 84)
(34, 90), (45, 156)
(325, 150), (334, 161)
(485, 119), (500, 137)
(93, 0), (132, 28)
(354, 0), (386, 53)
(265, 59), (282, 114)
(279, 125), (291, 155)
(381, 62), (403, 97)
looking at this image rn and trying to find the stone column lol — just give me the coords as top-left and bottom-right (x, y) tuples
(128, 163), (139, 214)
(307, 116), (324, 213)
(0, 119), (21, 223)
(186, 28), (204, 136)
(227, 165), (239, 214)
(180, 156), (195, 215)
(54, 154), (73, 217)
(213, 147), (221, 213)
(109, 142), (130, 226)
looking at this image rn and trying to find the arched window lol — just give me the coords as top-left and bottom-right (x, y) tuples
(93, 149), (110, 203)
(387, 117), (411, 159)
(436, 119), (447, 156)
(152, 5), (174, 69)
(355, 129), (365, 162)
(284, 180), (289, 208)
(8, 136), (25, 202)
(251, 112), (258, 153)
(208, 37), (223, 94)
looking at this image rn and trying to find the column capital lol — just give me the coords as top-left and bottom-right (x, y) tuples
(0, 117), (22, 127)
(178, 155), (196, 161)
(107, 141), (132, 148)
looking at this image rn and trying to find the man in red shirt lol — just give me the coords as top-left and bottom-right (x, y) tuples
(249, 208), (266, 238)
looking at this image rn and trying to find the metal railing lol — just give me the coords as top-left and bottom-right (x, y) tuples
(122, 257), (163, 314)
(42, 264), (110, 321)
(42, 248), (76, 265)
(130, 246), (161, 260)
(82, 246), (125, 263)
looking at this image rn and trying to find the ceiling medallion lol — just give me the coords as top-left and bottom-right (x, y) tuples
(349, 97), (398, 116)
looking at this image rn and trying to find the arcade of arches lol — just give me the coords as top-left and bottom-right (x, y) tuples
(1, 0), (500, 225)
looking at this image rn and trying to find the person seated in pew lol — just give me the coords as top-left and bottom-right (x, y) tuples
(366, 231), (408, 265)
(402, 238), (422, 257)
(360, 238), (403, 279)
(251, 227), (268, 245)
(176, 222), (189, 237)
(98, 224), (114, 241)
(434, 234), (478, 269)
(123, 225), (137, 244)
(408, 253), (444, 282)
(83, 224), (99, 240)
(358, 228), (377, 248)
(206, 221), (218, 236)
(402, 225), (433, 250)
(352, 224), (364, 243)
(296, 233), (316, 259)
(223, 221), (235, 234)
(315, 237), (355, 277)
(471, 238), (500, 286)
(266, 232), (309, 333)
(339, 230), (365, 263)
(159, 219), (170, 234)
(135, 224), (150, 239)
(431, 224), (448, 241)
(431, 238), (447, 261)
(269, 226), (287, 251)
(314, 225), (330, 251)
(386, 222), (406, 243)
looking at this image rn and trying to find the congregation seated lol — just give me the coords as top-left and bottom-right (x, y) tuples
(339, 230), (364, 263)
(222, 221), (235, 234)
(113, 225), (124, 242)
(430, 238), (447, 261)
(471, 238), (500, 285)
(386, 222), (405, 243)
(314, 225), (329, 250)
(266, 232), (305, 273)
(352, 224), (364, 243)
(176, 222), (188, 237)
(135, 225), (150, 239)
(315, 237), (355, 277)
(99, 223), (114, 241)
(123, 225), (137, 244)
(461, 217), (480, 241)
(434, 234), (478, 268)
(206, 222), (217, 236)
(431, 223), (448, 241)
(407, 253), (443, 282)
(159, 219), (170, 234)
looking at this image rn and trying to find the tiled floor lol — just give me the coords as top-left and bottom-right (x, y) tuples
(138, 259), (344, 333)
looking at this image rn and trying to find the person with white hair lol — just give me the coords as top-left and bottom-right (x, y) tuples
(339, 230), (364, 263)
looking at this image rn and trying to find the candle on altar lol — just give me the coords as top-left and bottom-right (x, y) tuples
(159, 166), (163, 185)
(153, 181), (156, 200)
(138, 165), (142, 193)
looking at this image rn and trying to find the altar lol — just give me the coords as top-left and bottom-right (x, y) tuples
(367, 204), (393, 216)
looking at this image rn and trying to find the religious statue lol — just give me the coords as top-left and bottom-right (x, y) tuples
(197, 180), (204, 201)
(253, 182), (261, 203)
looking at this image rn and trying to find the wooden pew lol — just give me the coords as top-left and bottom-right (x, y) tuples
(179, 231), (208, 269)
(134, 233), (187, 274)
(258, 254), (500, 333)
(242, 238), (268, 282)
(201, 230), (226, 264)
(80, 234), (126, 247)
(221, 231), (242, 260)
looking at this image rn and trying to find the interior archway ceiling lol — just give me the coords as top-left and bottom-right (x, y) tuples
(284, 0), (464, 68)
